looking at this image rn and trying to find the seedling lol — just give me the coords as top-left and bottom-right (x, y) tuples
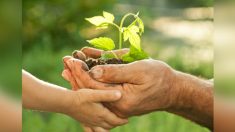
(77, 11), (149, 68)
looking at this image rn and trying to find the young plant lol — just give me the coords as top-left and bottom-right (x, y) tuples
(86, 11), (149, 62)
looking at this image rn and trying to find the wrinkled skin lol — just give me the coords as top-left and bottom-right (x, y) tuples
(62, 47), (178, 118)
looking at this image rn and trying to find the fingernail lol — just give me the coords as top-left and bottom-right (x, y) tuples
(90, 67), (103, 79)
(72, 50), (86, 61)
(72, 50), (79, 58)
(62, 56), (71, 63)
(114, 91), (122, 98)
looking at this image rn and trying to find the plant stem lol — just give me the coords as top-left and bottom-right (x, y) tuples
(118, 13), (139, 49)
(109, 23), (120, 30)
(119, 29), (122, 49)
(110, 51), (119, 59)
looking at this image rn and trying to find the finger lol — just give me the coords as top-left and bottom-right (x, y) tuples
(89, 63), (141, 84)
(83, 124), (108, 132)
(62, 69), (79, 90)
(62, 56), (79, 89)
(92, 127), (109, 132)
(66, 58), (122, 90)
(72, 50), (86, 61)
(88, 89), (122, 102)
(66, 58), (92, 88)
(82, 124), (94, 132)
(81, 47), (103, 59)
(104, 48), (129, 58)
(81, 47), (129, 59)
(62, 56), (73, 69)
(61, 69), (70, 81)
(102, 109), (129, 127)
(66, 58), (89, 71)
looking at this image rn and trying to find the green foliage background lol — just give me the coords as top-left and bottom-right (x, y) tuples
(22, 0), (213, 131)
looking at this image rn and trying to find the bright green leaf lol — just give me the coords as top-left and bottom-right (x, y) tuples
(87, 37), (115, 51)
(121, 54), (135, 62)
(103, 11), (115, 22)
(123, 25), (141, 51)
(122, 46), (149, 62)
(85, 16), (108, 26)
(129, 32), (141, 50)
(137, 18), (144, 35)
(123, 28), (129, 41)
(96, 23), (109, 29)
(101, 52), (116, 60)
(129, 25), (139, 33)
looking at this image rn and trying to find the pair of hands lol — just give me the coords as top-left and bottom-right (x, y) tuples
(61, 47), (178, 131)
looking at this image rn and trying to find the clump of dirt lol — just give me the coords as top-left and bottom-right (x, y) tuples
(72, 50), (126, 69)
(85, 58), (125, 69)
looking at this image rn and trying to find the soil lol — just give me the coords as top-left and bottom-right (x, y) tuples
(85, 58), (125, 69)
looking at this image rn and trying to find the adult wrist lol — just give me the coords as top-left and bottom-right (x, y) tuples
(167, 70), (192, 111)
(169, 71), (213, 111)
(166, 70), (213, 129)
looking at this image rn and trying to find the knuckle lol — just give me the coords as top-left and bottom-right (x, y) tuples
(115, 93), (136, 117)
(98, 111), (106, 119)
(118, 101), (131, 114)
(110, 120), (123, 126)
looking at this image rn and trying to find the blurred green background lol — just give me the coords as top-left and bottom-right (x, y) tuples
(0, 0), (21, 97)
(22, 0), (213, 132)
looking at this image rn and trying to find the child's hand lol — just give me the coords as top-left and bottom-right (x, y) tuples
(62, 89), (128, 130)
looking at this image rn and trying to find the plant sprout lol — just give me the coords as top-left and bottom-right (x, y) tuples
(85, 11), (148, 62)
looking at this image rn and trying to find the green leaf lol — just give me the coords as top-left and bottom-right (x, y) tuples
(103, 11), (115, 22)
(129, 32), (140, 50)
(123, 25), (141, 51)
(122, 46), (149, 62)
(121, 54), (135, 62)
(85, 16), (108, 26)
(123, 27), (129, 41)
(96, 23), (109, 29)
(101, 52), (116, 60)
(137, 18), (144, 35)
(129, 25), (139, 33)
(87, 37), (115, 51)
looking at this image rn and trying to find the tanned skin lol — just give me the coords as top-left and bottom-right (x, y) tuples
(62, 47), (213, 130)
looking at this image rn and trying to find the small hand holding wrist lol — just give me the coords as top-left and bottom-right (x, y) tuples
(62, 89), (128, 130)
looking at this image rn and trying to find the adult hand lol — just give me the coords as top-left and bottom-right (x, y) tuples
(62, 47), (213, 129)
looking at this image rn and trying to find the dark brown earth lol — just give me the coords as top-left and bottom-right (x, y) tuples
(85, 58), (125, 69)
(72, 51), (125, 69)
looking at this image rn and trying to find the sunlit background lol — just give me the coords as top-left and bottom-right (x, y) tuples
(22, 0), (213, 132)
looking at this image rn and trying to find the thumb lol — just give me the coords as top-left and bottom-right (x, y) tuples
(89, 64), (137, 84)
(89, 90), (122, 102)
